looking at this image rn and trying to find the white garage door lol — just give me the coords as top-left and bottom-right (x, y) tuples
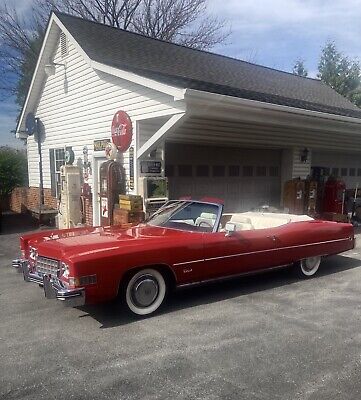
(312, 151), (361, 189)
(165, 143), (281, 212)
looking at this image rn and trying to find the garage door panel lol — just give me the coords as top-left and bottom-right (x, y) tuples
(312, 151), (361, 188)
(166, 143), (281, 211)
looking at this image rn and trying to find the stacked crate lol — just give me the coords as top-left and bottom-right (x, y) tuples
(113, 195), (145, 225)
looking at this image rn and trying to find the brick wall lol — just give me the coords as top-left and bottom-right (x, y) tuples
(10, 187), (94, 226)
(10, 187), (57, 213)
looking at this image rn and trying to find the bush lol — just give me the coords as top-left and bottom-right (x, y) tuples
(0, 146), (28, 200)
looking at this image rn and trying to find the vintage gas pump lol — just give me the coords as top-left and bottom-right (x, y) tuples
(322, 177), (346, 215)
(304, 180), (318, 216)
(99, 160), (126, 226)
(283, 178), (305, 215)
(59, 165), (81, 229)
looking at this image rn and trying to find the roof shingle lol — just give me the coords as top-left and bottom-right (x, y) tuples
(56, 12), (361, 119)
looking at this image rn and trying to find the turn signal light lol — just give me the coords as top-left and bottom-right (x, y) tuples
(68, 275), (97, 287)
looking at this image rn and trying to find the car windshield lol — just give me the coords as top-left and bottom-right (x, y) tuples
(147, 201), (221, 232)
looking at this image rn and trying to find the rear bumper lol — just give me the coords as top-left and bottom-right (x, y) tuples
(43, 276), (85, 307)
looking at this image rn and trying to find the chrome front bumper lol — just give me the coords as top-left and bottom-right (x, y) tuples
(43, 276), (85, 307)
(13, 259), (44, 284)
(12, 259), (85, 307)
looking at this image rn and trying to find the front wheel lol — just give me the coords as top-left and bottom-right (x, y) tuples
(296, 256), (321, 278)
(124, 269), (167, 316)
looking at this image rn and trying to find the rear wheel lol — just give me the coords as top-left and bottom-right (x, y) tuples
(124, 269), (167, 316)
(297, 256), (321, 278)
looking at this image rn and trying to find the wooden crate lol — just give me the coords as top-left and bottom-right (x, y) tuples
(119, 194), (143, 211)
(322, 212), (349, 223)
(113, 208), (145, 225)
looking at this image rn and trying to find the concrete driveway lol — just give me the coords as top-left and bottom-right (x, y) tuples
(1, 227), (361, 400)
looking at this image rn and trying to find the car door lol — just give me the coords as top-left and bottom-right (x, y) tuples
(200, 227), (282, 280)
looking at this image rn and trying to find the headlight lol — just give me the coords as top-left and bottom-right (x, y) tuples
(59, 262), (70, 278)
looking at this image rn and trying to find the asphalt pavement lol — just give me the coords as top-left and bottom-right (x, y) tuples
(1, 221), (361, 400)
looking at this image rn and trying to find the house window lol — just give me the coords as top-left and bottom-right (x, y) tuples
(213, 165), (225, 177)
(243, 166), (253, 177)
(358, 168), (361, 177)
(256, 166), (267, 176)
(331, 167), (339, 177)
(196, 165), (209, 177)
(229, 165), (240, 177)
(349, 168), (356, 177)
(49, 148), (66, 198)
(269, 166), (279, 177)
(178, 165), (192, 177)
(341, 168), (348, 177)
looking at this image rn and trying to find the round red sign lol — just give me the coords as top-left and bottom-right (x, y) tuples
(111, 110), (133, 152)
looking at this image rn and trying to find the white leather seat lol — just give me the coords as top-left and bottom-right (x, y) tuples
(195, 212), (217, 228)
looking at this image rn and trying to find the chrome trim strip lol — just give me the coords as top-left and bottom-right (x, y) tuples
(174, 258), (204, 266)
(177, 263), (292, 288)
(173, 237), (350, 266)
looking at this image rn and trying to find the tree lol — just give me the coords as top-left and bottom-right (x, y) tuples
(0, 3), (45, 105)
(292, 59), (308, 77)
(318, 41), (361, 107)
(0, 147), (28, 200)
(0, 0), (230, 112)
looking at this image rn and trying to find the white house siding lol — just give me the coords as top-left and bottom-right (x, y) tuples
(27, 35), (185, 192)
(280, 148), (311, 181)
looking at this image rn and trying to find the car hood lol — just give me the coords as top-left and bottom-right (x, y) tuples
(31, 224), (193, 260)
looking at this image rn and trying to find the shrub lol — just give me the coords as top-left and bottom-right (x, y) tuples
(0, 146), (28, 200)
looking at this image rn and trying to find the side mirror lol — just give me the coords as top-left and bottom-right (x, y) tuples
(225, 222), (236, 237)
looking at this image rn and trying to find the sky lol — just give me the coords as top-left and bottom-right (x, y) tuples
(1, 0), (361, 148)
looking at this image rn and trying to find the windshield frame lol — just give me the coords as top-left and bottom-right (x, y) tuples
(146, 200), (223, 233)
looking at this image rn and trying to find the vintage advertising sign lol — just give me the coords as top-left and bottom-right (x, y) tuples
(111, 110), (133, 152)
(101, 197), (108, 218)
(129, 146), (135, 190)
(94, 139), (111, 151)
(140, 160), (162, 175)
(105, 142), (118, 160)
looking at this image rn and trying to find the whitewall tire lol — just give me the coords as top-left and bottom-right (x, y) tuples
(298, 256), (321, 278)
(125, 269), (167, 316)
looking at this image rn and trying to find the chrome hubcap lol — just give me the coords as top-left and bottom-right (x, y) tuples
(304, 257), (318, 271)
(131, 275), (159, 308)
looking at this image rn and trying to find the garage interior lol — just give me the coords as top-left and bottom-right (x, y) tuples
(138, 96), (361, 214)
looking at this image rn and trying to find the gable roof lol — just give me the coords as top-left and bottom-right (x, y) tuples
(56, 12), (361, 119)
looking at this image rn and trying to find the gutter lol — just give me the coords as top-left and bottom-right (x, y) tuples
(184, 89), (361, 125)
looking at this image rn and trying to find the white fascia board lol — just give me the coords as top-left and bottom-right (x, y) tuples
(137, 112), (186, 158)
(16, 14), (58, 138)
(16, 13), (96, 138)
(185, 89), (361, 125)
(91, 60), (186, 100)
(52, 14), (93, 67)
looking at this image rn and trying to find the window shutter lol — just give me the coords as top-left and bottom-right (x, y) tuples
(49, 149), (56, 197)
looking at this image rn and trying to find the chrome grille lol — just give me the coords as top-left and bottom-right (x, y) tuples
(36, 256), (60, 276)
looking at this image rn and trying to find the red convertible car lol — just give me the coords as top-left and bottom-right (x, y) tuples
(13, 200), (354, 316)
